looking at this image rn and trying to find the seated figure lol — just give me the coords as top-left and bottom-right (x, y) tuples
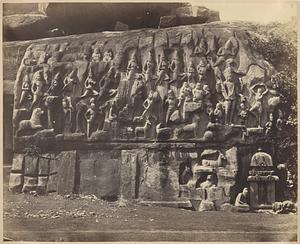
(235, 187), (250, 212)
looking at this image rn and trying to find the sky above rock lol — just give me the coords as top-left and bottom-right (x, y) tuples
(191, 1), (297, 23)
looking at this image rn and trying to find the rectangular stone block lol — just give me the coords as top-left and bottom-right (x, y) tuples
(57, 151), (77, 195)
(22, 176), (37, 192)
(207, 186), (225, 201)
(9, 173), (23, 192)
(38, 157), (50, 176)
(47, 174), (58, 193)
(11, 154), (24, 173)
(37, 176), (48, 194)
(24, 155), (38, 176)
(79, 150), (121, 199)
(49, 156), (60, 174)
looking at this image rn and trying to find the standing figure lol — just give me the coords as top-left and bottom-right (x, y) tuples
(44, 73), (63, 129)
(84, 98), (97, 137)
(276, 109), (284, 131)
(178, 82), (191, 107)
(19, 74), (32, 107)
(156, 55), (169, 86)
(249, 84), (269, 128)
(165, 90), (179, 125)
(62, 69), (83, 100)
(126, 55), (138, 80)
(140, 90), (159, 122)
(186, 61), (198, 88)
(31, 71), (44, 109)
(143, 50), (155, 85)
(264, 113), (274, 136)
(239, 100), (249, 126)
(169, 50), (182, 82)
(221, 60), (240, 125)
(62, 97), (73, 134)
(196, 59), (209, 85)
(203, 85), (212, 113)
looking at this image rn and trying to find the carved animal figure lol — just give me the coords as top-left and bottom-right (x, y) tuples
(135, 120), (151, 138)
(16, 108), (44, 136)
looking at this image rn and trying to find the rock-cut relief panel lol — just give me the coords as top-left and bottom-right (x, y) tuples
(13, 28), (285, 144)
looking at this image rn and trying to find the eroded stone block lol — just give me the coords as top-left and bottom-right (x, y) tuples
(9, 173), (23, 192)
(22, 176), (37, 192)
(47, 173), (58, 193)
(38, 157), (50, 175)
(37, 176), (48, 193)
(11, 154), (24, 172)
(78, 150), (121, 199)
(24, 155), (38, 176)
(57, 151), (77, 195)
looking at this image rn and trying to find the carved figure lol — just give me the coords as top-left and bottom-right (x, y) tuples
(143, 50), (155, 84)
(91, 47), (102, 62)
(135, 119), (151, 138)
(31, 71), (44, 109)
(42, 66), (51, 88)
(264, 113), (274, 136)
(46, 73), (63, 96)
(79, 68), (99, 99)
(62, 69), (83, 99)
(221, 60), (240, 125)
(276, 109), (284, 131)
(38, 52), (49, 65)
(203, 85), (212, 113)
(165, 90), (179, 125)
(16, 108), (44, 136)
(103, 49), (113, 63)
(194, 37), (208, 56)
(179, 82), (193, 106)
(179, 120), (198, 138)
(19, 74), (32, 107)
(85, 98), (97, 137)
(192, 83), (204, 103)
(156, 54), (169, 86)
(169, 50), (182, 82)
(186, 61), (197, 88)
(249, 84), (269, 127)
(62, 97), (73, 134)
(214, 102), (224, 124)
(239, 99), (248, 126)
(234, 187), (250, 212)
(131, 74), (147, 109)
(140, 90), (159, 121)
(196, 59), (209, 85)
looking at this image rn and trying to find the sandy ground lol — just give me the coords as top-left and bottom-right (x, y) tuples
(3, 185), (297, 242)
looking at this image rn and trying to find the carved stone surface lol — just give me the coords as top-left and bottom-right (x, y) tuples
(78, 150), (121, 199)
(10, 23), (284, 151)
(9, 173), (23, 192)
(57, 151), (77, 195)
